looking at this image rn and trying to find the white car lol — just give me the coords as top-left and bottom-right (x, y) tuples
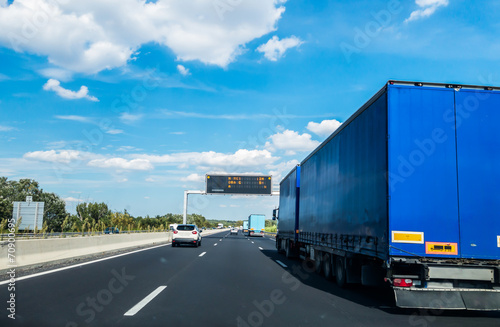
(230, 228), (238, 235)
(172, 224), (202, 247)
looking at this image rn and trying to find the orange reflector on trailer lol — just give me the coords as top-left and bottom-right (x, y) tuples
(425, 242), (458, 255)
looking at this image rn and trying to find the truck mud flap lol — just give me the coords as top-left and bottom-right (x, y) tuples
(394, 288), (500, 311)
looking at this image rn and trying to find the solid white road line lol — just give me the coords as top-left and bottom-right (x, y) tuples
(276, 260), (288, 268)
(199, 252), (207, 257)
(124, 286), (167, 316)
(259, 247), (263, 250)
(0, 243), (171, 285)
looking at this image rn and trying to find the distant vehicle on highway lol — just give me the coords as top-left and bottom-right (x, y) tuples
(242, 220), (248, 234)
(247, 214), (265, 237)
(217, 223), (224, 229)
(172, 224), (202, 247)
(230, 227), (238, 235)
(169, 223), (178, 231)
(104, 227), (119, 234)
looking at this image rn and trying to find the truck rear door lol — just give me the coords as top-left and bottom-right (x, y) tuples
(388, 85), (461, 258)
(455, 90), (500, 260)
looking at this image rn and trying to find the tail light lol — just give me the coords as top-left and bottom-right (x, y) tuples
(192, 231), (198, 234)
(173, 231), (178, 234)
(394, 278), (413, 287)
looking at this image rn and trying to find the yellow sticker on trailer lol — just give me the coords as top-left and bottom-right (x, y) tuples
(391, 231), (424, 244)
(425, 242), (458, 255)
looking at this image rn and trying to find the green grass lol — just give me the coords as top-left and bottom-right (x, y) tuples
(264, 226), (277, 233)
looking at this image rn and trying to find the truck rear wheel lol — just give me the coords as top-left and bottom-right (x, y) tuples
(314, 251), (322, 274)
(285, 240), (293, 258)
(323, 253), (333, 280)
(335, 256), (346, 287)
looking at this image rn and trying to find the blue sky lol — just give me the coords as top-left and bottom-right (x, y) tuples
(0, 0), (498, 220)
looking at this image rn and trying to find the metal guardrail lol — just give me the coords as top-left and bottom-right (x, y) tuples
(0, 230), (170, 240)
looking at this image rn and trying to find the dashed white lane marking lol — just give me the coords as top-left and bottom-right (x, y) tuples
(276, 260), (288, 268)
(251, 241), (254, 244)
(124, 286), (167, 316)
(259, 247), (263, 250)
(199, 252), (207, 257)
(214, 243), (218, 246)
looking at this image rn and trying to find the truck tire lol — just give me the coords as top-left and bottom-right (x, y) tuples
(314, 251), (322, 274)
(323, 253), (333, 280)
(285, 240), (293, 258)
(335, 256), (347, 287)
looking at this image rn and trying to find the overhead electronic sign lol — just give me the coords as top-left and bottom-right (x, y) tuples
(206, 175), (272, 195)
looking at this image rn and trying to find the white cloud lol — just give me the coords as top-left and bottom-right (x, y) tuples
(160, 109), (334, 120)
(257, 35), (303, 61)
(116, 146), (141, 152)
(23, 150), (93, 164)
(106, 129), (124, 135)
(136, 149), (278, 169)
(405, 0), (449, 23)
(0, 125), (15, 132)
(265, 129), (319, 155)
(43, 79), (98, 101)
(120, 112), (143, 124)
(177, 64), (190, 76)
(39, 68), (73, 82)
(63, 197), (85, 203)
(87, 158), (153, 171)
(0, 0), (287, 73)
(182, 173), (204, 182)
(21, 148), (278, 176)
(306, 119), (342, 138)
(268, 159), (300, 182)
(54, 115), (94, 123)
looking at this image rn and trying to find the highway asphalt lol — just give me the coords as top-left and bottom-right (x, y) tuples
(1, 230), (499, 326)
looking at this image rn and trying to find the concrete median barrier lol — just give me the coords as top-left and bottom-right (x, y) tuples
(0, 232), (172, 269)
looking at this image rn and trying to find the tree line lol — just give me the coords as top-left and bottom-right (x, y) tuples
(0, 177), (225, 234)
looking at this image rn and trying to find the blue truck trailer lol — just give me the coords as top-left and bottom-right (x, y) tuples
(242, 220), (249, 234)
(247, 214), (266, 237)
(275, 81), (500, 310)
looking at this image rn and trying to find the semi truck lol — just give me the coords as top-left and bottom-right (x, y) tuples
(242, 220), (249, 234)
(247, 214), (266, 237)
(275, 81), (500, 310)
